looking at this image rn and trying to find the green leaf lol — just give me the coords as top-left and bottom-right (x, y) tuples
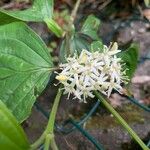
(118, 43), (139, 79)
(0, 0), (53, 23)
(59, 33), (90, 62)
(80, 15), (100, 40)
(45, 18), (63, 37)
(90, 41), (103, 52)
(0, 12), (19, 25)
(0, 0), (63, 37)
(59, 15), (101, 62)
(0, 100), (30, 150)
(0, 22), (53, 122)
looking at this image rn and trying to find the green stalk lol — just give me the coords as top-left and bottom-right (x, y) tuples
(64, 0), (81, 54)
(31, 88), (63, 150)
(30, 130), (46, 149)
(43, 88), (62, 150)
(94, 91), (149, 150)
(70, 0), (81, 23)
(50, 136), (59, 150)
(45, 88), (62, 134)
(44, 134), (58, 150)
(44, 134), (52, 150)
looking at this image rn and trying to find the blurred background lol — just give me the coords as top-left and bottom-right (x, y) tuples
(0, 0), (150, 149)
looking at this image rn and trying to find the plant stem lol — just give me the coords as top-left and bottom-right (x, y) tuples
(71, 0), (81, 24)
(44, 134), (52, 150)
(65, 32), (72, 56)
(31, 88), (63, 150)
(94, 91), (150, 150)
(44, 134), (58, 150)
(62, 0), (81, 54)
(43, 88), (62, 150)
(30, 132), (46, 150)
(45, 88), (62, 133)
(50, 136), (59, 150)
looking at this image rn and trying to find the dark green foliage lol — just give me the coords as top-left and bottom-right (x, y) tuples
(0, 100), (30, 150)
(0, 22), (53, 122)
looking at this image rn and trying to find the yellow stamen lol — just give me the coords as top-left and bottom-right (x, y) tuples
(78, 52), (88, 64)
(110, 42), (118, 51)
(56, 75), (68, 81)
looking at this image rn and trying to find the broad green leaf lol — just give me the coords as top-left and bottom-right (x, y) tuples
(0, 22), (53, 122)
(0, 0), (63, 37)
(0, 100), (30, 150)
(80, 15), (100, 40)
(118, 43), (139, 79)
(0, 0), (53, 22)
(91, 41), (103, 52)
(60, 33), (90, 62)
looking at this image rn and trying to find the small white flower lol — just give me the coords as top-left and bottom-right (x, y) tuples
(56, 42), (128, 102)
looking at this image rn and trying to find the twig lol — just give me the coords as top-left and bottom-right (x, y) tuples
(98, 0), (112, 11)
(70, 0), (81, 24)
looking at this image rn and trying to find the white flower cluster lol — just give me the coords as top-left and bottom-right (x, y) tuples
(56, 42), (128, 103)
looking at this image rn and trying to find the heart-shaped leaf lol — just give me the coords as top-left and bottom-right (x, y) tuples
(0, 22), (53, 122)
(0, 100), (30, 150)
(118, 43), (139, 79)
